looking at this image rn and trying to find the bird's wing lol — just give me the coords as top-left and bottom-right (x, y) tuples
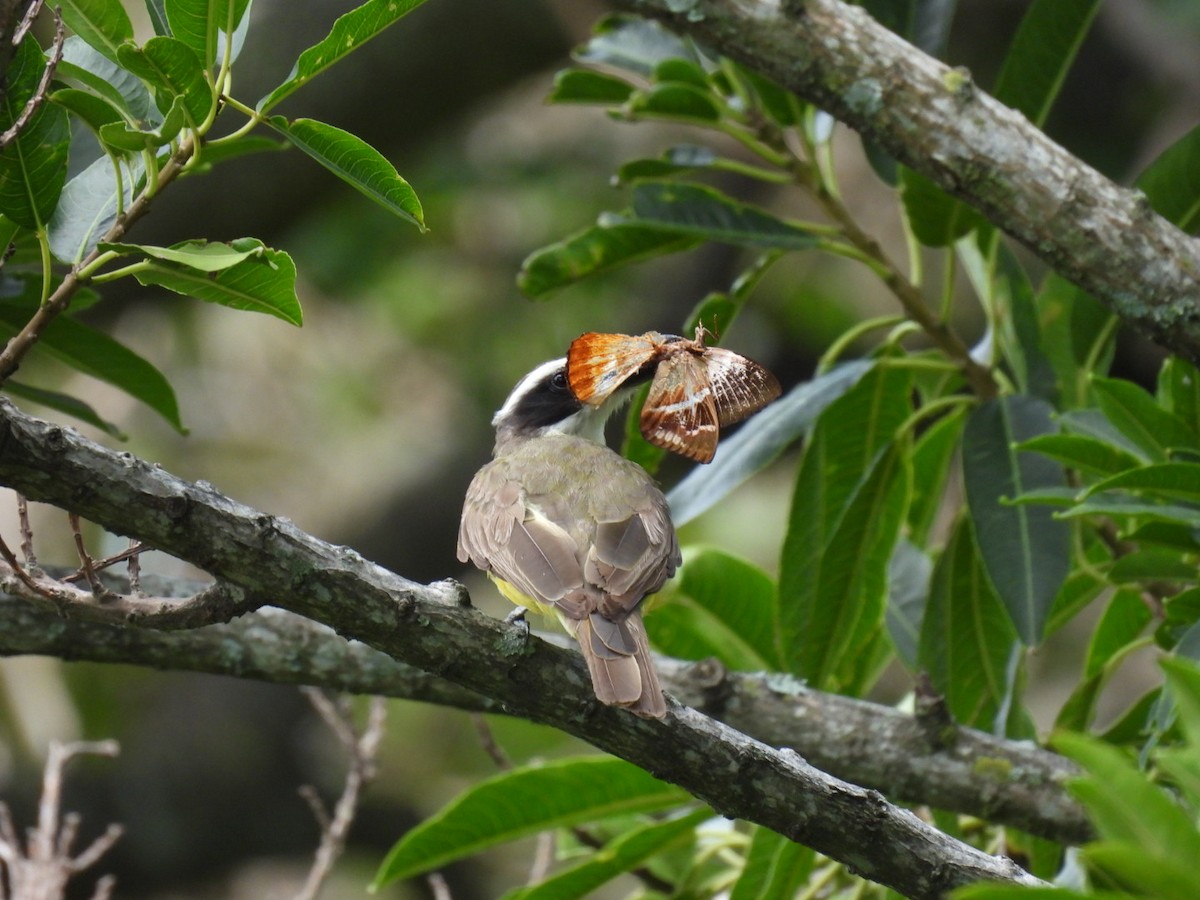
(585, 480), (680, 614)
(458, 459), (583, 608)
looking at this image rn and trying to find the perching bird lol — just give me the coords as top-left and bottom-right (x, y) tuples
(457, 358), (680, 718)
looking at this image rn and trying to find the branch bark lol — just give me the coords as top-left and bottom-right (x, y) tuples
(605, 0), (1200, 362)
(0, 400), (1047, 898)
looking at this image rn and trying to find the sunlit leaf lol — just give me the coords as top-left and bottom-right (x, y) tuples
(60, 0), (134, 63)
(166, 0), (251, 68)
(730, 825), (814, 900)
(1092, 376), (1199, 461)
(116, 36), (213, 125)
(576, 15), (694, 76)
(547, 68), (634, 105)
(266, 117), (424, 230)
(373, 757), (687, 887)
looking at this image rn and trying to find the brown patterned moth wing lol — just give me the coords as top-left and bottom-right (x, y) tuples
(639, 351), (720, 463)
(704, 348), (783, 428)
(567, 332), (661, 406)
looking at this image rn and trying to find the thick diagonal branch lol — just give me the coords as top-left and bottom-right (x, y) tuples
(0, 399), (1044, 898)
(607, 0), (1200, 362)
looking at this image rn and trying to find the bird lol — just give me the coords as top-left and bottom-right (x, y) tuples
(457, 357), (680, 718)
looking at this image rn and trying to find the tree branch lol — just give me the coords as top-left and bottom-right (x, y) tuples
(0, 401), (1052, 898)
(604, 0), (1200, 363)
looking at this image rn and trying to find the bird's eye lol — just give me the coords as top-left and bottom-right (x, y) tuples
(551, 371), (568, 391)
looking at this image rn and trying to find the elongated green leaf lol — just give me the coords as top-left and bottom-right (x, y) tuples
(547, 68), (635, 105)
(101, 238), (267, 272)
(1093, 376), (1200, 460)
(502, 809), (709, 900)
(919, 516), (1019, 729)
(519, 220), (697, 299)
(146, 0), (170, 35)
(885, 538), (932, 670)
(267, 117), (424, 231)
(992, 0), (1100, 126)
(1158, 357), (1200, 430)
(626, 82), (720, 123)
(730, 826), (813, 900)
(1082, 842), (1200, 900)
(1059, 408), (1148, 460)
(1036, 274), (1116, 406)
(1018, 433), (1144, 479)
(996, 245), (1057, 402)
(257, 0), (429, 112)
(373, 757), (687, 888)
(166, 0), (250, 68)
(99, 93), (188, 150)
(1055, 731), (1200, 859)
(50, 88), (123, 134)
(1057, 496), (1200, 527)
(1108, 548), (1197, 584)
(126, 239), (302, 325)
(1080, 462), (1200, 505)
(907, 407), (965, 545)
(963, 395), (1069, 645)
(0, 40), (71, 230)
(899, 167), (983, 246)
(189, 135), (287, 171)
(955, 885), (1121, 900)
(116, 36), (213, 125)
(797, 441), (911, 690)
(647, 548), (780, 671)
(1085, 590), (1151, 680)
(0, 306), (183, 430)
(60, 0), (134, 63)
(59, 37), (156, 122)
(576, 15), (694, 76)
(48, 154), (143, 264)
(1136, 123), (1200, 233)
(778, 363), (912, 678)
(623, 181), (822, 250)
(1, 381), (124, 438)
(668, 361), (871, 526)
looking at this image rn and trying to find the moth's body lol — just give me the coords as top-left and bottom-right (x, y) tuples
(458, 359), (678, 718)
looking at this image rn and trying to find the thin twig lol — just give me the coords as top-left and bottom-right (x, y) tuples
(67, 513), (111, 599)
(16, 494), (36, 570)
(125, 539), (143, 596)
(427, 872), (452, 900)
(0, 5), (64, 150)
(8, 0), (43, 45)
(293, 690), (387, 900)
(61, 542), (150, 585)
(0, 531), (54, 598)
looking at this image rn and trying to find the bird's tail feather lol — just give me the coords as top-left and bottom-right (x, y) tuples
(574, 611), (666, 719)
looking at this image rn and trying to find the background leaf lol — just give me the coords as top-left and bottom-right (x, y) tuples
(60, 0), (135, 64)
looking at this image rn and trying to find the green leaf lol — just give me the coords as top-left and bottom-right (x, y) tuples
(257, 0), (429, 113)
(1054, 732), (1200, 859)
(547, 68), (634, 105)
(954, 885), (1119, 900)
(1, 380), (125, 438)
(795, 441), (911, 691)
(963, 395), (1069, 645)
(886, 538), (932, 670)
(778, 363), (912, 682)
(1092, 376), (1199, 461)
(115, 36), (213, 125)
(1059, 409), (1149, 461)
(667, 361), (871, 526)
(576, 15), (694, 77)
(1017, 433), (1144, 479)
(1107, 548), (1197, 585)
(1136, 123), (1200, 233)
(48, 154), (144, 264)
(59, 36), (156, 122)
(730, 826), (813, 900)
(502, 809), (710, 900)
(648, 548), (780, 671)
(907, 407), (966, 545)
(50, 88), (124, 134)
(626, 82), (720, 123)
(623, 181), (822, 250)
(899, 167), (984, 246)
(0, 306), (183, 430)
(146, 0), (170, 35)
(996, 245), (1057, 402)
(653, 58), (708, 88)
(60, 0), (135, 63)
(101, 238), (269, 271)
(1082, 842), (1200, 900)
(266, 117), (424, 231)
(1162, 657), (1200, 747)
(99, 92), (188, 150)
(0, 40), (71, 230)
(1158, 357), (1200, 431)
(125, 239), (302, 325)
(1080, 462), (1200, 506)
(518, 220), (697, 299)
(1036, 275), (1116, 406)
(372, 757), (688, 888)
(190, 134), (287, 171)
(738, 64), (802, 128)
(1057, 496), (1200, 528)
(166, 0), (250, 68)
(1085, 590), (1151, 680)
(919, 516), (1020, 730)
(992, 0), (1100, 127)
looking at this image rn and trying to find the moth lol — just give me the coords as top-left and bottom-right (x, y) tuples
(567, 328), (782, 463)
